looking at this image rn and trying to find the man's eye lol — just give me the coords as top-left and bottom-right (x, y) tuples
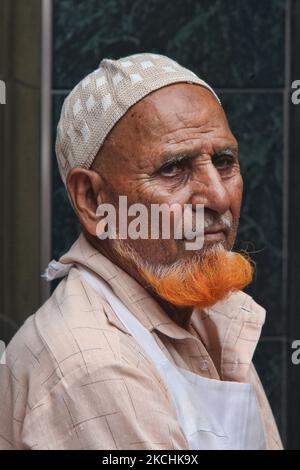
(213, 155), (234, 170)
(160, 161), (188, 177)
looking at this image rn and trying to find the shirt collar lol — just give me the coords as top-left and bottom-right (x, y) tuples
(191, 292), (266, 380)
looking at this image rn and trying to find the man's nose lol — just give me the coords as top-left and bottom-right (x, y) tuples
(190, 160), (231, 215)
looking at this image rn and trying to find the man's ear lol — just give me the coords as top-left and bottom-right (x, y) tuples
(66, 167), (103, 236)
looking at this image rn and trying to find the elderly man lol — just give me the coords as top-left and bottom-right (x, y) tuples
(0, 53), (283, 450)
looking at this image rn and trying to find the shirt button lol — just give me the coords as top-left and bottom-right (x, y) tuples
(199, 359), (209, 371)
(231, 359), (239, 373)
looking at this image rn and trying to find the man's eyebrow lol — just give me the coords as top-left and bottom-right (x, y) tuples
(156, 146), (238, 170)
(213, 146), (239, 157)
(158, 153), (196, 169)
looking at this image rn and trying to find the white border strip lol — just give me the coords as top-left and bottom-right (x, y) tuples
(40, 0), (53, 302)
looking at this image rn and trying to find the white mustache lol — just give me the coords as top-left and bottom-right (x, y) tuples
(204, 214), (232, 229)
(184, 214), (232, 239)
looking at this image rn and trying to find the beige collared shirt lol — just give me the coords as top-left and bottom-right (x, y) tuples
(0, 233), (283, 450)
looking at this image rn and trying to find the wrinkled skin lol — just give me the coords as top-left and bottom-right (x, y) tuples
(67, 83), (243, 328)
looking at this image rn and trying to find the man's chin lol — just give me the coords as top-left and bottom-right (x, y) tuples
(178, 239), (228, 262)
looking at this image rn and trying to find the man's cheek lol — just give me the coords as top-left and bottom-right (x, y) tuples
(228, 177), (243, 217)
(235, 175), (244, 208)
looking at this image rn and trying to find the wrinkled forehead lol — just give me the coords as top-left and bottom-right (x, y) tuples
(136, 82), (227, 130)
(102, 83), (234, 156)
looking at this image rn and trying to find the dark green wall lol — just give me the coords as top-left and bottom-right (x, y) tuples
(0, 0), (41, 345)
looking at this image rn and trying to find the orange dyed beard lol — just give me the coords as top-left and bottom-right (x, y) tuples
(139, 247), (254, 309)
(112, 241), (254, 310)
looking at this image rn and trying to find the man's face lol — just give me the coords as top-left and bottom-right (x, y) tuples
(93, 83), (243, 267)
